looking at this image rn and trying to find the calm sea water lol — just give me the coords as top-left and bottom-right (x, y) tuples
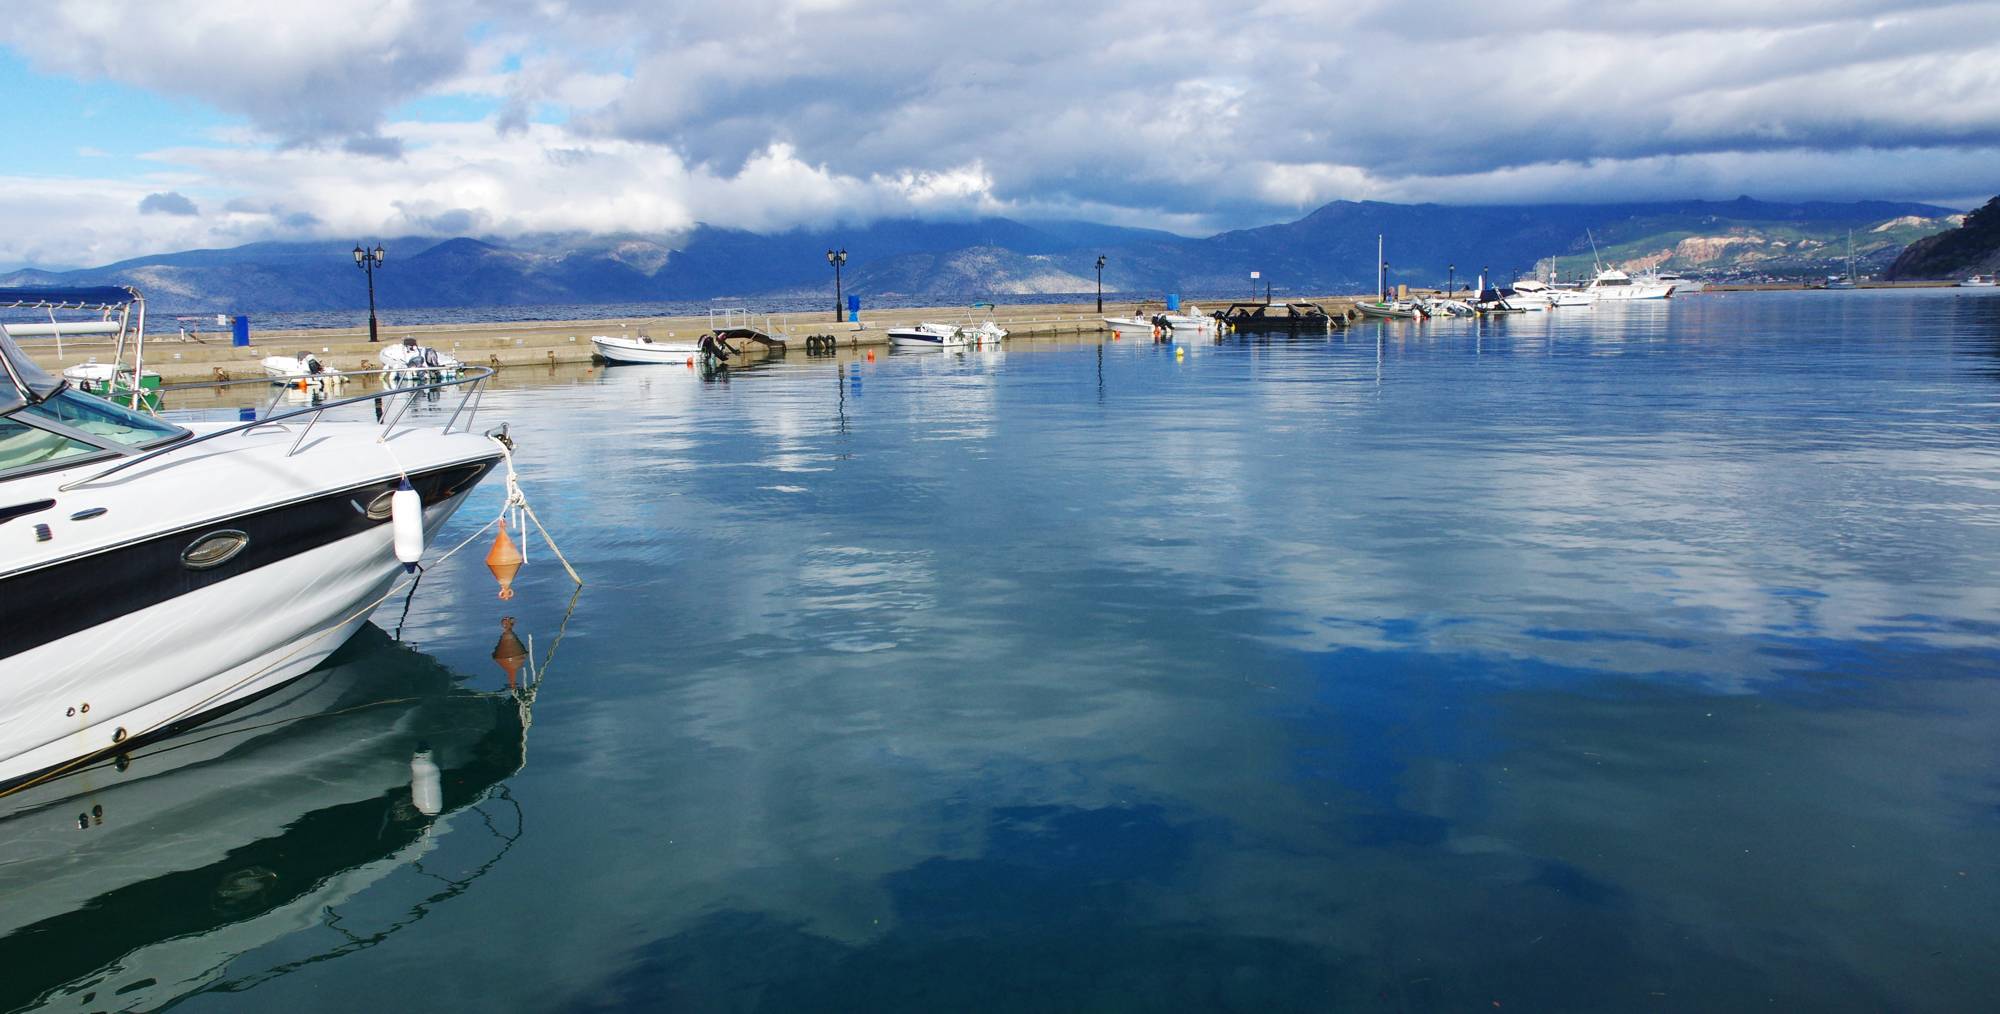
(8, 289), (2000, 1012)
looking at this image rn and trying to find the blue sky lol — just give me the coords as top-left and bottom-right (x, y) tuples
(2, 0), (1997, 268)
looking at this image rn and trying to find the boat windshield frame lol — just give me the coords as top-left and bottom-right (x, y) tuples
(55, 366), (500, 492)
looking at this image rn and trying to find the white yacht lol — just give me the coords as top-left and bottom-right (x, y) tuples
(1648, 270), (1705, 293)
(1585, 268), (1675, 300)
(1504, 280), (1555, 311)
(1, 285), (509, 789)
(1959, 275), (1998, 288)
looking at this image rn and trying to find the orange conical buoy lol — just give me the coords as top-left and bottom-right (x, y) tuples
(492, 616), (529, 688)
(486, 519), (523, 600)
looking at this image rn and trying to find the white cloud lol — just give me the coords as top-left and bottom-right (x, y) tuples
(3, 0), (1998, 264)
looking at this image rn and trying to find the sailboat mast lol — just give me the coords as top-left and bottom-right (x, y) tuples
(1377, 234), (1385, 301)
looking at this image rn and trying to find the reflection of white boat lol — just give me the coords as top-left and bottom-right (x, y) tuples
(1585, 269), (1674, 300)
(1957, 275), (1997, 288)
(0, 624), (535, 1012)
(1, 284), (509, 789)
(590, 333), (702, 364)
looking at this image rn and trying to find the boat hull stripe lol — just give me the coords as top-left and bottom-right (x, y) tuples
(0, 459), (496, 659)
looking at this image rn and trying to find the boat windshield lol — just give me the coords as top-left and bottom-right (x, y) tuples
(0, 412), (100, 474)
(18, 385), (185, 447)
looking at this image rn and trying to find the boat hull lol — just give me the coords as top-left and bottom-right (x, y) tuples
(1589, 284), (1675, 300)
(886, 324), (968, 348)
(589, 335), (701, 364)
(0, 459), (496, 789)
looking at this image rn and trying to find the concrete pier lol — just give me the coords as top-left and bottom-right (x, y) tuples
(19, 297), (1359, 385)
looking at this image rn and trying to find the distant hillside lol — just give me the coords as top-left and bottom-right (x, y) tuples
(0, 198), (1963, 313)
(1885, 195), (2000, 280)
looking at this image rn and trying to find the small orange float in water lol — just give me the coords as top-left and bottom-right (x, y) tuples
(486, 519), (523, 600)
(491, 616), (529, 687)
(866, 350), (874, 361)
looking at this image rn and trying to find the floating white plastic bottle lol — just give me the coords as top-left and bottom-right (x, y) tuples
(391, 479), (423, 572)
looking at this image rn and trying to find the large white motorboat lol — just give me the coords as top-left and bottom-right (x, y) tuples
(1, 285), (510, 790)
(1959, 275), (1998, 288)
(886, 321), (968, 347)
(1584, 268), (1675, 300)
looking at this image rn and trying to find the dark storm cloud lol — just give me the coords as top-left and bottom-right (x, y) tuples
(138, 191), (198, 216)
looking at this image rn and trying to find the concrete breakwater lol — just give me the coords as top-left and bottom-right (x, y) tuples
(20, 297), (1358, 384)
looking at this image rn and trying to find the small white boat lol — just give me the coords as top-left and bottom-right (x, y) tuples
(379, 340), (464, 380)
(1956, 275), (1997, 288)
(1822, 276), (1857, 290)
(1355, 299), (1424, 320)
(61, 359), (163, 408)
(1420, 298), (1476, 317)
(260, 351), (347, 388)
(1159, 304), (1217, 333)
(1103, 316), (1161, 336)
(1549, 288), (1596, 307)
(887, 322), (971, 348)
(960, 320), (1008, 343)
(589, 332), (703, 364)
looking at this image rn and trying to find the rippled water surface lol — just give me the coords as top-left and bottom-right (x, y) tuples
(10, 289), (2000, 1012)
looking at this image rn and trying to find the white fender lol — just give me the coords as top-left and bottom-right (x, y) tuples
(391, 480), (424, 571)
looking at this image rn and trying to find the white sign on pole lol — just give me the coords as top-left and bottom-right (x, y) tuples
(1250, 271), (1261, 279)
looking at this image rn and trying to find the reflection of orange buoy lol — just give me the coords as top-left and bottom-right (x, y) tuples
(492, 616), (529, 688)
(486, 520), (523, 600)
(685, 357), (693, 367)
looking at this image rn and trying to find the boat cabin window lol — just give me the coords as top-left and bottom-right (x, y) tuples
(19, 387), (184, 448)
(1599, 277), (1629, 285)
(0, 414), (99, 474)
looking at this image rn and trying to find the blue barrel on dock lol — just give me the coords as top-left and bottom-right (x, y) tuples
(1166, 293), (1180, 312)
(847, 294), (860, 322)
(231, 314), (250, 346)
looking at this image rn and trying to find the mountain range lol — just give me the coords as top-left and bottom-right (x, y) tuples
(0, 197), (1966, 313)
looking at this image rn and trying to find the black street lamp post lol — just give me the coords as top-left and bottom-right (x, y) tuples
(1095, 255), (1106, 313)
(1448, 263), (1455, 295)
(353, 243), (385, 342)
(826, 248), (847, 322)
